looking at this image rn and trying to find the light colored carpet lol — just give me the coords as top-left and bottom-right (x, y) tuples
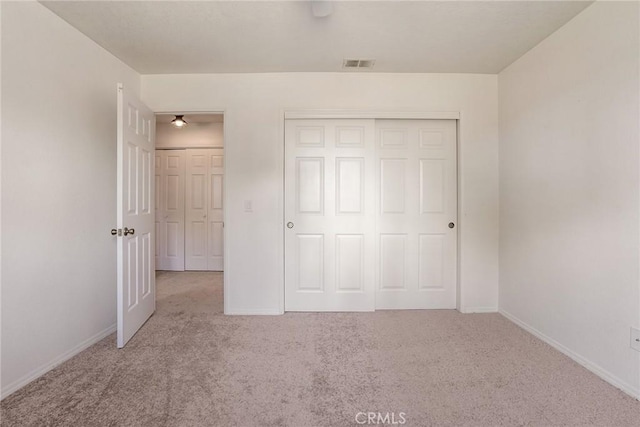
(1, 271), (638, 426)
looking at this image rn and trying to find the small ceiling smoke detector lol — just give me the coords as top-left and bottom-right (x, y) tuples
(342, 59), (376, 70)
(311, 0), (333, 18)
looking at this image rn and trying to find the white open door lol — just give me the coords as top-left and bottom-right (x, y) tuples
(117, 84), (156, 348)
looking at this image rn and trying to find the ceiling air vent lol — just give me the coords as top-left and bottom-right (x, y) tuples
(343, 59), (376, 70)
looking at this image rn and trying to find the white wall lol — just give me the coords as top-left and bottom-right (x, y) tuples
(156, 122), (223, 149)
(142, 73), (500, 314)
(499, 2), (640, 397)
(1, 2), (140, 397)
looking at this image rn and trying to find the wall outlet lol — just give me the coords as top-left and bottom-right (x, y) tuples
(631, 327), (640, 352)
(244, 200), (253, 212)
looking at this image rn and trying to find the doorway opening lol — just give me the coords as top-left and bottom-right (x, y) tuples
(154, 113), (225, 273)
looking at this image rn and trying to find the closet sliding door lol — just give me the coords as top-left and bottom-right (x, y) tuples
(155, 150), (186, 271)
(185, 148), (224, 271)
(284, 118), (457, 311)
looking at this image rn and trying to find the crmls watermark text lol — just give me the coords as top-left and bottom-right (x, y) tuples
(355, 412), (407, 425)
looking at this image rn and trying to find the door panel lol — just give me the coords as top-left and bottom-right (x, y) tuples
(185, 148), (224, 271)
(380, 159), (406, 213)
(155, 150), (186, 271)
(185, 151), (208, 270)
(375, 120), (457, 309)
(297, 234), (324, 291)
(117, 84), (155, 348)
(285, 119), (375, 311)
(335, 234), (364, 291)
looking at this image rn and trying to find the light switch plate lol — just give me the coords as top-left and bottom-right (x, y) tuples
(631, 327), (640, 352)
(244, 200), (253, 212)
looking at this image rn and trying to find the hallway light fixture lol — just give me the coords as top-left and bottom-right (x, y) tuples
(171, 115), (187, 128)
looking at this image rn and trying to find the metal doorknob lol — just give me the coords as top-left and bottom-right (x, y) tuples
(287, 222), (294, 229)
(448, 222), (455, 229)
(111, 229), (118, 236)
(124, 227), (135, 236)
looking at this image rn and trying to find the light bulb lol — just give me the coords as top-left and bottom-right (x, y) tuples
(171, 115), (187, 128)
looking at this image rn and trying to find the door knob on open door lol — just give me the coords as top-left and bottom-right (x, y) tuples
(287, 222), (294, 229)
(124, 227), (135, 236)
(448, 222), (455, 229)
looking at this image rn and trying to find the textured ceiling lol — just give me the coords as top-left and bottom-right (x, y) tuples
(41, 1), (593, 74)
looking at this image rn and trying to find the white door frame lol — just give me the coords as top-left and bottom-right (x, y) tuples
(154, 109), (229, 312)
(282, 110), (462, 312)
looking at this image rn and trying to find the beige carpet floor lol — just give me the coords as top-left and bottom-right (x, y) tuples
(1, 271), (638, 426)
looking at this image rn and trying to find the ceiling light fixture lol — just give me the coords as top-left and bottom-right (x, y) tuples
(171, 115), (187, 128)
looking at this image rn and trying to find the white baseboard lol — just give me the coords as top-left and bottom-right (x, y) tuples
(224, 309), (283, 315)
(1, 324), (116, 400)
(460, 306), (498, 313)
(499, 309), (640, 400)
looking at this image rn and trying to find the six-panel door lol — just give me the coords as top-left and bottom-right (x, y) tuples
(117, 84), (156, 348)
(285, 119), (376, 311)
(185, 148), (224, 271)
(284, 118), (457, 311)
(375, 120), (457, 309)
(155, 150), (186, 271)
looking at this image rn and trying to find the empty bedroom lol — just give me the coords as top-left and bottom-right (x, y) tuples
(1, 1), (639, 426)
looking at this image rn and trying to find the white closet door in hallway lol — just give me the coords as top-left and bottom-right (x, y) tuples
(155, 150), (186, 271)
(285, 119), (376, 311)
(375, 120), (457, 309)
(185, 148), (225, 271)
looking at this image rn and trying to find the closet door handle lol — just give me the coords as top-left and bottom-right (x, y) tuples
(124, 227), (135, 236)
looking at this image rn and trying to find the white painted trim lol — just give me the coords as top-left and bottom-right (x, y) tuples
(455, 115), (463, 312)
(0, 324), (116, 400)
(637, 9), (640, 394)
(0, 2), (3, 397)
(154, 109), (227, 115)
(278, 108), (287, 315)
(500, 309), (640, 400)
(225, 309), (283, 316)
(221, 114), (231, 315)
(460, 306), (498, 314)
(284, 110), (460, 120)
